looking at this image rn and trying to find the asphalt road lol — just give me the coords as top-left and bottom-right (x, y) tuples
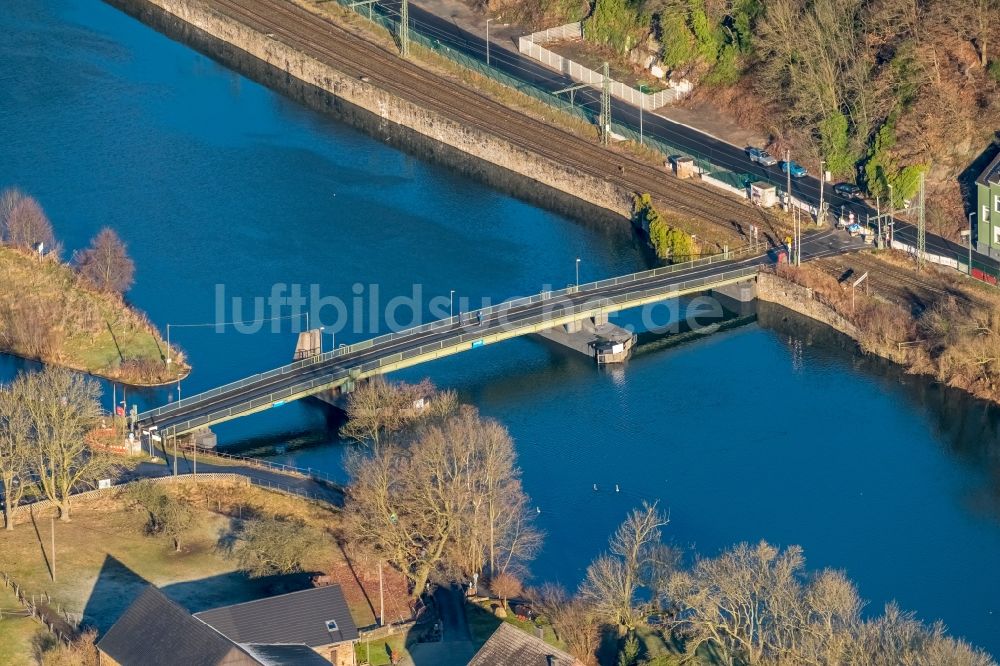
(139, 229), (862, 433)
(372, 0), (992, 271)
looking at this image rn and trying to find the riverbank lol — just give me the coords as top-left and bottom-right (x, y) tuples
(0, 246), (187, 386)
(104, 0), (782, 250)
(759, 255), (1000, 406)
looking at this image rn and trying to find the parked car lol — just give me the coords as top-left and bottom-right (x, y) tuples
(833, 182), (862, 199)
(780, 160), (808, 178)
(746, 147), (778, 167)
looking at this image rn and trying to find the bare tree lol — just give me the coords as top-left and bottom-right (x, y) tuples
(340, 378), (445, 450)
(0, 382), (32, 529)
(531, 584), (600, 666)
(490, 571), (522, 611)
(344, 404), (539, 598)
(0, 187), (26, 242)
(579, 501), (669, 631)
(75, 227), (135, 294)
(5, 195), (55, 252)
(849, 603), (994, 666)
(20, 368), (121, 521)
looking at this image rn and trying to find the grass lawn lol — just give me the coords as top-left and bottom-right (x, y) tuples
(0, 481), (413, 666)
(0, 586), (46, 666)
(0, 504), (280, 635)
(355, 633), (410, 665)
(0, 245), (187, 385)
(466, 598), (563, 651)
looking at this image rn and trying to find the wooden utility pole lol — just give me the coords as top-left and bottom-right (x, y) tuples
(378, 560), (385, 626)
(50, 516), (56, 582)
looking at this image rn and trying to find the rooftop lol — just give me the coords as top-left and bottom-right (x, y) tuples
(194, 584), (359, 647)
(96, 587), (259, 666)
(978, 150), (1000, 187)
(468, 622), (582, 666)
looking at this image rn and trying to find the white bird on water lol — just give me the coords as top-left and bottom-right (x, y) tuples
(536, 506), (541, 514)
(593, 483), (598, 491)
(615, 484), (620, 493)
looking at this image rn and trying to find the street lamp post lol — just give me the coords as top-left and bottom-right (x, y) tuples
(485, 18), (495, 66)
(166, 324), (171, 367)
(785, 149), (792, 212)
(319, 326), (325, 354)
(450, 289), (455, 318)
(575, 257), (580, 288)
(818, 159), (825, 226)
(967, 212), (976, 274)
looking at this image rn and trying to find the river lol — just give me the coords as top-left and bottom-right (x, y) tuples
(1, 0), (998, 654)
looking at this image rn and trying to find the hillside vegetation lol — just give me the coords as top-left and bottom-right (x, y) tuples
(486, 0), (1000, 238)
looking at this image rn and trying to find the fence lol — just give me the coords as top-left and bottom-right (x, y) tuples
(177, 444), (341, 486)
(1, 572), (77, 645)
(518, 23), (681, 110)
(9, 473), (250, 519)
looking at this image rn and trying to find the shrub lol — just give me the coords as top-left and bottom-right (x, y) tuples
(235, 516), (324, 577)
(584, 0), (647, 55)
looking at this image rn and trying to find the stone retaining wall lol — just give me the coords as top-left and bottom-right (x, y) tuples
(756, 271), (862, 341)
(107, 0), (634, 221)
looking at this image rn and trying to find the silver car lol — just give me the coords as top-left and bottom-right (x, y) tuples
(746, 147), (778, 167)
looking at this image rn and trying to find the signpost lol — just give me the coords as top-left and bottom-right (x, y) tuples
(852, 271), (869, 312)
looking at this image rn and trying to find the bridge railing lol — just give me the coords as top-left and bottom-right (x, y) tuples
(156, 266), (760, 433)
(139, 249), (764, 423)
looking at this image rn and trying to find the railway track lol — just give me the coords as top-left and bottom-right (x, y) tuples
(206, 0), (777, 242)
(816, 254), (956, 310)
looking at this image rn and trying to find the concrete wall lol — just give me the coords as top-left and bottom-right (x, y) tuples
(518, 24), (682, 110)
(756, 272), (861, 342)
(108, 0), (634, 222)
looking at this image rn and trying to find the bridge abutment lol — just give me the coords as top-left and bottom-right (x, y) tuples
(711, 279), (757, 317)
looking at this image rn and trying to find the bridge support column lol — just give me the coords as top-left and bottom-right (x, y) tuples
(536, 317), (634, 364)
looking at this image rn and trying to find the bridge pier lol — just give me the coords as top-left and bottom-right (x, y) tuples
(536, 316), (635, 364)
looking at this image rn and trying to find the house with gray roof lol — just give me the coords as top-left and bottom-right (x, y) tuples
(195, 584), (359, 666)
(469, 622), (582, 666)
(97, 584), (358, 666)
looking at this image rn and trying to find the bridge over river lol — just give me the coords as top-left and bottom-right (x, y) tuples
(137, 231), (861, 437)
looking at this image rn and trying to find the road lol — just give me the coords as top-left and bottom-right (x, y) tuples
(127, 445), (343, 504)
(373, 0), (992, 271)
(138, 229), (862, 434)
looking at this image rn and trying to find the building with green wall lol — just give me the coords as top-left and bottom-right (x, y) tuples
(976, 150), (1000, 256)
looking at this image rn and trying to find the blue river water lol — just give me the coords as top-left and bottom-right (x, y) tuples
(1, 0), (998, 654)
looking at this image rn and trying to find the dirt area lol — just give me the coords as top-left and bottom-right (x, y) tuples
(544, 38), (666, 91)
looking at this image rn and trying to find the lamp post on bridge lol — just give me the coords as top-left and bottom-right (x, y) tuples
(450, 290), (455, 318)
(575, 258), (581, 288)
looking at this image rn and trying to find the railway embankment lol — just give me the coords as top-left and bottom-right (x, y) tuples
(106, 0), (778, 248)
